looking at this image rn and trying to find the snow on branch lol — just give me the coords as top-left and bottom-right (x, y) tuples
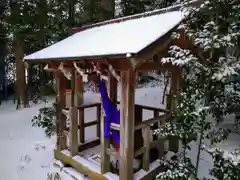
(161, 45), (197, 66)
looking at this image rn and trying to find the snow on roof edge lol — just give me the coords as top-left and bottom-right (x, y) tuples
(24, 11), (186, 61)
(24, 52), (129, 61)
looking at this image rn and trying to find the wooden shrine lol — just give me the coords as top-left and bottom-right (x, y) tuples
(24, 2), (202, 179)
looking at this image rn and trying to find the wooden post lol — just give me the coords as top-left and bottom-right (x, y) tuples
(96, 103), (101, 138)
(75, 73), (84, 106)
(142, 126), (150, 171)
(79, 108), (85, 144)
(71, 69), (75, 106)
(109, 73), (118, 104)
(134, 106), (144, 151)
(168, 69), (179, 153)
(119, 70), (135, 180)
(70, 106), (78, 155)
(100, 116), (110, 174)
(155, 111), (165, 158)
(56, 72), (67, 150)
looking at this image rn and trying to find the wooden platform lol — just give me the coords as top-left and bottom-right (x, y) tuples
(54, 148), (176, 180)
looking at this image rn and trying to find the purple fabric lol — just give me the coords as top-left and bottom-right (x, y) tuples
(99, 79), (120, 144)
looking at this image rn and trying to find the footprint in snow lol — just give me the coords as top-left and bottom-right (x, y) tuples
(34, 143), (46, 151)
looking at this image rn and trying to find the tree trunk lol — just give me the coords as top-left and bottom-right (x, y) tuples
(14, 37), (28, 109)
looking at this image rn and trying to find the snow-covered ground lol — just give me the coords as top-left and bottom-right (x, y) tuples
(0, 100), (78, 180)
(0, 84), (240, 180)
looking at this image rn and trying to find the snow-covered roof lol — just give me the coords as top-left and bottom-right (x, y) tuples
(24, 11), (184, 61)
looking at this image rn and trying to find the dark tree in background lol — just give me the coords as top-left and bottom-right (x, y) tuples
(0, 0), (7, 104)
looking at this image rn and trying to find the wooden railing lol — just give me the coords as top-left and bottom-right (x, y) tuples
(105, 103), (170, 172)
(61, 102), (101, 155)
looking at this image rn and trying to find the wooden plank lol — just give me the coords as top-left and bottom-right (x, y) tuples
(156, 111), (165, 158)
(116, 101), (169, 113)
(142, 126), (150, 171)
(119, 70), (135, 180)
(134, 147), (146, 157)
(54, 150), (107, 180)
(79, 109), (85, 144)
(135, 113), (171, 130)
(135, 104), (169, 113)
(84, 121), (98, 127)
(78, 139), (100, 152)
(134, 105), (144, 151)
(75, 72), (83, 106)
(70, 107), (78, 156)
(56, 72), (67, 150)
(66, 121), (97, 131)
(71, 68), (75, 106)
(107, 146), (146, 158)
(109, 73), (118, 104)
(77, 102), (101, 109)
(136, 61), (174, 72)
(100, 116), (110, 174)
(132, 30), (174, 69)
(96, 104), (101, 138)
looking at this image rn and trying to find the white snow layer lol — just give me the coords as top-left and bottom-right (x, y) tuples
(24, 11), (184, 61)
(1, 85), (239, 179)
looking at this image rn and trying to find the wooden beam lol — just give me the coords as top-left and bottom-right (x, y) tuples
(101, 116), (110, 174)
(142, 126), (150, 171)
(96, 104), (101, 138)
(73, 62), (85, 76)
(131, 29), (174, 69)
(109, 72), (118, 104)
(56, 72), (67, 150)
(70, 106), (78, 156)
(107, 62), (120, 82)
(75, 67), (84, 106)
(154, 111), (165, 158)
(44, 64), (58, 72)
(79, 108), (85, 144)
(168, 69), (179, 153)
(119, 70), (136, 180)
(136, 61), (174, 72)
(59, 62), (72, 80)
(71, 68), (75, 106)
(54, 150), (107, 180)
(135, 113), (171, 130)
(78, 139), (100, 152)
(107, 58), (131, 70)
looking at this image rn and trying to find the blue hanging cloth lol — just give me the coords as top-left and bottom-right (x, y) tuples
(99, 79), (120, 150)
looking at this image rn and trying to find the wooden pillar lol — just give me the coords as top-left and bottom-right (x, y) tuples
(79, 108), (85, 144)
(100, 72), (117, 174)
(119, 70), (135, 180)
(100, 116), (110, 174)
(71, 69), (75, 106)
(96, 103), (101, 138)
(56, 72), (67, 150)
(142, 126), (150, 171)
(75, 72), (84, 106)
(155, 111), (165, 158)
(69, 69), (78, 155)
(109, 73), (118, 104)
(70, 106), (78, 155)
(168, 69), (179, 153)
